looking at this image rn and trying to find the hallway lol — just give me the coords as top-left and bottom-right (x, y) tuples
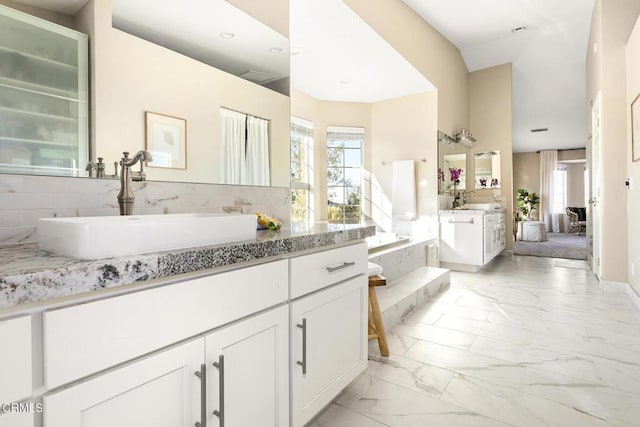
(311, 255), (640, 426)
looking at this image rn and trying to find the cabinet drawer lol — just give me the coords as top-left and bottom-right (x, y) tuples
(44, 260), (288, 390)
(290, 242), (367, 299)
(0, 316), (32, 404)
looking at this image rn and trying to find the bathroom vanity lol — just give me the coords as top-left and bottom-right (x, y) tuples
(439, 207), (506, 272)
(0, 222), (374, 427)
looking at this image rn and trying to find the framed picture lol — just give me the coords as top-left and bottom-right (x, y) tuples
(145, 112), (187, 169)
(633, 92), (640, 162)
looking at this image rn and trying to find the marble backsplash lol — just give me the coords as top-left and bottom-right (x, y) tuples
(0, 174), (291, 245)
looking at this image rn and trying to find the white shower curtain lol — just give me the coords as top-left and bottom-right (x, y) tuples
(245, 116), (270, 186)
(539, 150), (558, 232)
(220, 108), (247, 185)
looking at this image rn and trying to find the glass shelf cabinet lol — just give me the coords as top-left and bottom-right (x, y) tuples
(0, 5), (88, 176)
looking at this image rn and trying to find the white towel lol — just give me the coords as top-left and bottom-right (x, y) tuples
(392, 160), (416, 220)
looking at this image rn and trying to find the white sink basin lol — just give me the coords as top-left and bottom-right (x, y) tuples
(38, 213), (258, 259)
(463, 203), (501, 210)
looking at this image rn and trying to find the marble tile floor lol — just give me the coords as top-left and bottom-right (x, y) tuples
(309, 254), (640, 427)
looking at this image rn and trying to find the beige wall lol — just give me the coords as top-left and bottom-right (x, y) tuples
(370, 92), (439, 217)
(566, 163), (586, 208)
(77, 0), (290, 187)
(226, 0), (289, 37)
(469, 64), (514, 249)
(586, 0), (640, 282)
(627, 14), (640, 294)
(343, 0), (469, 136)
(513, 152), (540, 218)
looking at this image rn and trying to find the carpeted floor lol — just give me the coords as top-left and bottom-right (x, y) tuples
(513, 232), (587, 260)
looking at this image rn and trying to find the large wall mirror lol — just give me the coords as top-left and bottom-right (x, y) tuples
(474, 150), (501, 189)
(0, 0), (290, 187)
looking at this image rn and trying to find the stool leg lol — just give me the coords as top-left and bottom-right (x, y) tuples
(368, 286), (389, 356)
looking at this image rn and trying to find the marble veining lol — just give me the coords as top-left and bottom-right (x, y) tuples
(0, 222), (374, 310)
(310, 255), (640, 427)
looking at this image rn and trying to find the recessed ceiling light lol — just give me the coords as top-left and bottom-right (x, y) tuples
(512, 25), (528, 34)
(269, 47), (282, 53)
(220, 32), (235, 39)
(339, 79), (351, 84)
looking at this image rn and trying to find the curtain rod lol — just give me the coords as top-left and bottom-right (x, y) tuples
(535, 147), (585, 154)
(220, 106), (270, 122)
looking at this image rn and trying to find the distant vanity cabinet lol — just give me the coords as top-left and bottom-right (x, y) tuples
(439, 210), (505, 272)
(0, 5), (88, 176)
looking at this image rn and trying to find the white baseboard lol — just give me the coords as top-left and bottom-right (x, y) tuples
(625, 284), (640, 310)
(599, 279), (629, 293)
(600, 279), (640, 310)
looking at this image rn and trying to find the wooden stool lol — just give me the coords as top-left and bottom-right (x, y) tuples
(368, 263), (389, 357)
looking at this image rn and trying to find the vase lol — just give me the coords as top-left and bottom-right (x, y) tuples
(452, 184), (460, 208)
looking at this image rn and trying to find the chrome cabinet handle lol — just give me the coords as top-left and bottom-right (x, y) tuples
(213, 355), (225, 427)
(326, 261), (356, 273)
(448, 218), (474, 224)
(297, 318), (307, 374)
(194, 363), (207, 427)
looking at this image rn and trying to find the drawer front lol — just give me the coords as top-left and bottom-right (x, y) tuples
(44, 260), (288, 390)
(290, 242), (367, 299)
(0, 316), (32, 404)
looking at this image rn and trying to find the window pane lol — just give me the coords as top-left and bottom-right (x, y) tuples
(344, 168), (361, 186)
(327, 139), (343, 148)
(344, 140), (361, 149)
(345, 186), (361, 205)
(327, 187), (345, 204)
(344, 148), (361, 167)
(327, 167), (344, 185)
(327, 147), (344, 166)
(291, 189), (309, 222)
(328, 205), (344, 222)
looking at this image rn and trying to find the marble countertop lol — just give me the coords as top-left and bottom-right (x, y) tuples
(0, 222), (375, 312)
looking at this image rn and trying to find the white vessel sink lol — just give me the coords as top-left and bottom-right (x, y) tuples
(463, 203), (501, 210)
(38, 213), (258, 259)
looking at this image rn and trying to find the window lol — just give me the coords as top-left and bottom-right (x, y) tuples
(290, 117), (314, 222)
(553, 168), (567, 213)
(326, 126), (364, 224)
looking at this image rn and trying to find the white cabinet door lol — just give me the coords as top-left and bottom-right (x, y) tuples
(43, 339), (203, 427)
(0, 316), (32, 404)
(205, 305), (289, 427)
(0, 412), (33, 427)
(440, 214), (484, 265)
(290, 276), (368, 427)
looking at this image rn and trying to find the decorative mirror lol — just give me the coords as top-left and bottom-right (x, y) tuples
(442, 153), (467, 191)
(474, 150), (501, 189)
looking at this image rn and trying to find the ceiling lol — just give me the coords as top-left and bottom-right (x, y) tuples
(404, 0), (595, 153)
(111, 0), (289, 85)
(289, 0), (435, 103)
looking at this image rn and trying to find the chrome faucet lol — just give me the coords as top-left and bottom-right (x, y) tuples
(117, 150), (153, 215)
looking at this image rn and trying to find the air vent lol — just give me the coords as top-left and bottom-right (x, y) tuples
(239, 70), (277, 83)
(512, 25), (528, 33)
(531, 128), (549, 133)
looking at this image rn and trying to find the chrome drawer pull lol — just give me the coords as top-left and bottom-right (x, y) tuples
(326, 261), (356, 273)
(213, 355), (225, 427)
(194, 363), (207, 427)
(297, 318), (307, 374)
(448, 218), (474, 224)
